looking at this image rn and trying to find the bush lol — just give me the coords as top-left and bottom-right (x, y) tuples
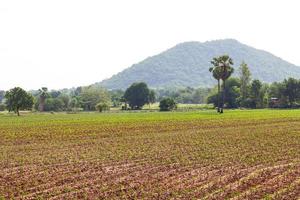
(159, 98), (177, 111)
(0, 103), (6, 111)
(241, 98), (256, 108)
(96, 102), (110, 112)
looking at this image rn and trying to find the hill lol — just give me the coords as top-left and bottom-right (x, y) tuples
(99, 39), (300, 89)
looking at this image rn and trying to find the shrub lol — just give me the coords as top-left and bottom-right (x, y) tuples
(159, 98), (177, 111)
(96, 102), (110, 112)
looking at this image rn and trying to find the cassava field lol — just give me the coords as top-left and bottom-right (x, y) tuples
(0, 110), (299, 199)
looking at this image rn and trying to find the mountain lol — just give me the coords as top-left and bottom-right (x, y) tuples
(98, 39), (300, 90)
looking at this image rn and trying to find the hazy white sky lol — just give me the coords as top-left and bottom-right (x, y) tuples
(1, 0), (300, 90)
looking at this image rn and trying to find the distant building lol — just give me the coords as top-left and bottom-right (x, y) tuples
(270, 97), (280, 108)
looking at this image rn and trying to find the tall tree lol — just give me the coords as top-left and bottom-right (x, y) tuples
(38, 87), (49, 112)
(124, 82), (150, 109)
(209, 66), (222, 112)
(250, 79), (263, 108)
(238, 62), (251, 105)
(80, 86), (110, 111)
(5, 87), (34, 116)
(211, 55), (234, 113)
(283, 78), (299, 107)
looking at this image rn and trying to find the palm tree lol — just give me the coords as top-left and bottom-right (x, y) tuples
(211, 55), (234, 113)
(209, 66), (222, 113)
(38, 87), (49, 112)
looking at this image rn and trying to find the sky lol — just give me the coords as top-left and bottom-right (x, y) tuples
(0, 0), (300, 90)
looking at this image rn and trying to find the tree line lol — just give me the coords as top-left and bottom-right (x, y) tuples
(0, 82), (172, 115)
(1, 54), (300, 115)
(207, 55), (300, 112)
(0, 83), (199, 115)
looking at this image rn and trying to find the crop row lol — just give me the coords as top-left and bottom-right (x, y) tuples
(0, 110), (299, 199)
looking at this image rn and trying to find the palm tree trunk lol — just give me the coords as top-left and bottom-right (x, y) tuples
(221, 80), (225, 113)
(217, 80), (220, 113)
(39, 98), (45, 112)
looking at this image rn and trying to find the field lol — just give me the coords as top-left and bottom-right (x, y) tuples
(0, 110), (299, 199)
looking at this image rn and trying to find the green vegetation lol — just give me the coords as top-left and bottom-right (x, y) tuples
(95, 102), (110, 112)
(0, 110), (299, 198)
(140, 103), (213, 111)
(207, 60), (300, 110)
(156, 87), (210, 104)
(124, 82), (150, 110)
(239, 62), (252, 106)
(208, 77), (241, 109)
(4, 87), (34, 116)
(209, 55), (234, 113)
(3, 68), (300, 115)
(78, 85), (111, 111)
(2, 54), (300, 115)
(159, 98), (177, 111)
(98, 39), (300, 90)
(1, 32), (300, 199)
(1, 50), (300, 198)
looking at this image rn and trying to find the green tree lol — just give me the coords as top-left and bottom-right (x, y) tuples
(207, 78), (240, 108)
(38, 87), (49, 112)
(148, 90), (156, 105)
(44, 98), (64, 111)
(191, 88), (210, 104)
(260, 83), (269, 108)
(110, 90), (124, 107)
(58, 94), (70, 110)
(238, 62), (251, 106)
(5, 87), (34, 116)
(156, 87), (210, 104)
(159, 98), (177, 111)
(124, 82), (150, 109)
(210, 55), (234, 113)
(80, 86), (110, 111)
(69, 96), (82, 112)
(250, 79), (263, 108)
(223, 78), (241, 108)
(283, 78), (299, 107)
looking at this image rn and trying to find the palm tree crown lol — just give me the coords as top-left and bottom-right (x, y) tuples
(209, 55), (234, 113)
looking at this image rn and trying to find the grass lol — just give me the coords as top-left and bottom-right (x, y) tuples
(142, 103), (214, 110)
(0, 109), (299, 199)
